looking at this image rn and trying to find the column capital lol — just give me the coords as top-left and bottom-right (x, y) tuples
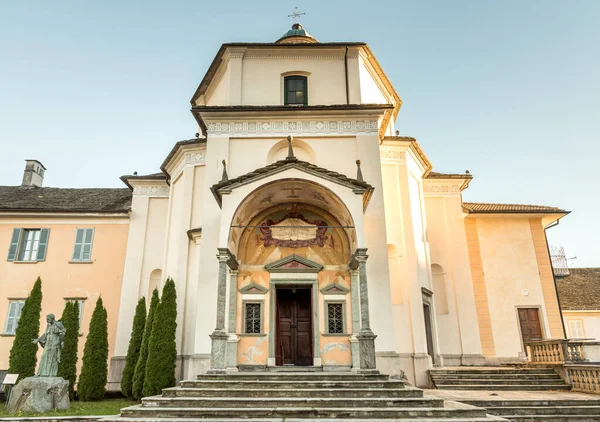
(216, 247), (239, 270)
(349, 248), (369, 270)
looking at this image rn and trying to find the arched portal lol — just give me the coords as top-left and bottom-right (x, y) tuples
(227, 179), (358, 369)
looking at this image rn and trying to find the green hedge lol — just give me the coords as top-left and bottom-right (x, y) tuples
(77, 297), (108, 401)
(57, 301), (80, 399)
(120, 298), (146, 398)
(132, 288), (159, 400)
(143, 278), (177, 397)
(8, 277), (42, 382)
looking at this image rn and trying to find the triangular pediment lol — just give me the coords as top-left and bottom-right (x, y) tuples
(239, 281), (269, 294)
(265, 254), (323, 273)
(320, 282), (350, 295)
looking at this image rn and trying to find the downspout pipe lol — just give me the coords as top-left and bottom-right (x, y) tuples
(344, 46), (349, 104)
(544, 218), (568, 338)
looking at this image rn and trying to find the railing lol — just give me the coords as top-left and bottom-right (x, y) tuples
(565, 365), (600, 394)
(526, 339), (590, 364)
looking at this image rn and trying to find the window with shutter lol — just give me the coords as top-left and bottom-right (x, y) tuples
(4, 301), (25, 334)
(7, 228), (22, 261)
(72, 228), (94, 261)
(8, 228), (50, 262)
(568, 320), (585, 339)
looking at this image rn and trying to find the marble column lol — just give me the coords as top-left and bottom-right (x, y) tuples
(352, 249), (378, 372)
(209, 248), (234, 373)
(349, 270), (361, 370)
(226, 269), (239, 372)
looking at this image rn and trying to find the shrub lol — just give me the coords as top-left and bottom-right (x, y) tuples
(120, 298), (146, 398)
(143, 279), (177, 397)
(8, 277), (42, 382)
(132, 288), (159, 400)
(77, 297), (108, 401)
(57, 301), (80, 399)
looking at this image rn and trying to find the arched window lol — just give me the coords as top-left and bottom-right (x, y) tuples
(431, 264), (449, 315)
(284, 75), (308, 105)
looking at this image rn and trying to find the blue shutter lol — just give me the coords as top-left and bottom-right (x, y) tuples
(36, 228), (50, 261)
(7, 228), (22, 261)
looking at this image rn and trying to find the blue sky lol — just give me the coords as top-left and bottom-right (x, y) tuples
(0, 1), (598, 267)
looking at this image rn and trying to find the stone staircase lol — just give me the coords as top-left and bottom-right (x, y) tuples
(459, 398), (600, 421)
(107, 372), (507, 421)
(429, 367), (571, 391)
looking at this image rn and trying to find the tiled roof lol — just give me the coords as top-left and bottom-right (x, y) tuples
(120, 172), (167, 190)
(463, 202), (568, 214)
(0, 186), (132, 213)
(427, 171), (472, 179)
(160, 138), (207, 176)
(557, 268), (600, 310)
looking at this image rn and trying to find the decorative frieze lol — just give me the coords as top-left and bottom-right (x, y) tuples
(422, 184), (460, 196)
(379, 149), (407, 164)
(170, 151), (207, 180)
(206, 120), (379, 136)
(133, 185), (169, 197)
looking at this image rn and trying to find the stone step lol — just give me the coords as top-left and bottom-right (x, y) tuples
(162, 386), (424, 398)
(435, 384), (572, 391)
(462, 400), (600, 408)
(505, 416), (600, 421)
(196, 372), (390, 381)
(430, 374), (562, 380)
(108, 418), (507, 422)
(120, 404), (490, 419)
(432, 379), (567, 385)
(180, 379), (405, 389)
(429, 369), (556, 375)
(141, 396), (445, 409)
(483, 405), (600, 416)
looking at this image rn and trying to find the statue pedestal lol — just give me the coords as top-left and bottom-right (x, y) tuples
(7, 377), (70, 414)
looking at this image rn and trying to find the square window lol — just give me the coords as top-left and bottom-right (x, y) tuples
(244, 303), (261, 334)
(284, 76), (307, 105)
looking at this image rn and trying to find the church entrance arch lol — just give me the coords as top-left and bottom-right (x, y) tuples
(228, 179), (356, 368)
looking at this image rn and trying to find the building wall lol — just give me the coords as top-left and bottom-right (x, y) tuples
(473, 216), (562, 359)
(0, 217), (129, 373)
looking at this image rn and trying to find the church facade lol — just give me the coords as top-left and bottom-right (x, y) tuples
(0, 25), (569, 388)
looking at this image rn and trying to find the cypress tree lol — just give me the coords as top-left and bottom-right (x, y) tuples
(121, 298), (146, 398)
(132, 289), (159, 400)
(77, 297), (108, 401)
(143, 279), (177, 397)
(8, 277), (42, 382)
(57, 301), (80, 400)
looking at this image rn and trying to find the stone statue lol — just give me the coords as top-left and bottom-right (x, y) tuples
(32, 313), (66, 377)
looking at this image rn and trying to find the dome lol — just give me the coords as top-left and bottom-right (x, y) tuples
(276, 23), (318, 44)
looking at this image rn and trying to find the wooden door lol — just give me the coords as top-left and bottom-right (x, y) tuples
(276, 288), (313, 366)
(518, 308), (543, 347)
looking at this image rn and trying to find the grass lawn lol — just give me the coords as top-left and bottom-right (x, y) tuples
(0, 398), (134, 418)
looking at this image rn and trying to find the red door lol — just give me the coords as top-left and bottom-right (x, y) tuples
(276, 288), (312, 366)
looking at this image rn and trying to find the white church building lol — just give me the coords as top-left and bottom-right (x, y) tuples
(106, 23), (568, 388)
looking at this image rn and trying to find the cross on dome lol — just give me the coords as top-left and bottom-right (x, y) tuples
(287, 7), (306, 23)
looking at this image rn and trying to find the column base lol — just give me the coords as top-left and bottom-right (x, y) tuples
(349, 335), (360, 370)
(357, 329), (378, 370)
(209, 329), (229, 373)
(226, 334), (240, 371)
